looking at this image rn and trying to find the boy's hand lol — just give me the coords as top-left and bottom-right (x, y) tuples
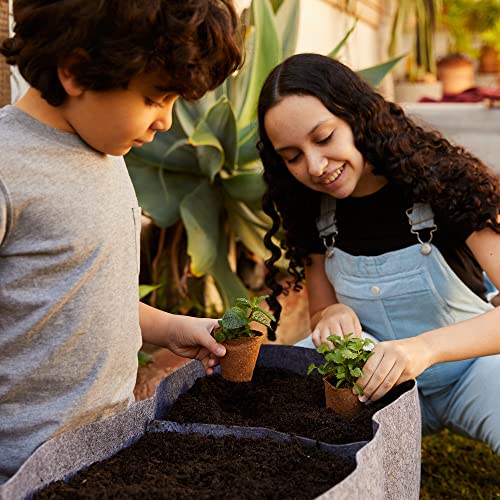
(162, 315), (225, 375)
(139, 303), (225, 375)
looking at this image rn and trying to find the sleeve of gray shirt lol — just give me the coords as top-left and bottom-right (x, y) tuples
(0, 176), (10, 247)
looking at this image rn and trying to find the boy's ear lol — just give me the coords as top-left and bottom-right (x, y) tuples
(57, 50), (89, 97)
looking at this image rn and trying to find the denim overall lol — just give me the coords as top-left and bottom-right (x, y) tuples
(296, 195), (500, 454)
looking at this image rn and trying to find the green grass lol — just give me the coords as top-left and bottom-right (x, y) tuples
(421, 429), (500, 499)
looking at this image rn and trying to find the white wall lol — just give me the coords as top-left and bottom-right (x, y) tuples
(8, 0), (27, 102)
(296, 0), (380, 70)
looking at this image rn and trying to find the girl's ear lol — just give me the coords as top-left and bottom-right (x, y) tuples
(57, 50), (89, 97)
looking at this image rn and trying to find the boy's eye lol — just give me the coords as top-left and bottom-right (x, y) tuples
(145, 97), (163, 108)
(317, 131), (334, 144)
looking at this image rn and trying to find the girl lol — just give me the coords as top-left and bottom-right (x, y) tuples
(257, 53), (500, 453)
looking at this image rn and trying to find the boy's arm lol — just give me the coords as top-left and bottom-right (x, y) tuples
(139, 302), (225, 375)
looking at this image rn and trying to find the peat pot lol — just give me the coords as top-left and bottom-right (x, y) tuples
(0, 345), (421, 500)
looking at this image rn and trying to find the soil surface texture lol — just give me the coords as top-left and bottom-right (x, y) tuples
(34, 432), (355, 499)
(167, 367), (412, 445)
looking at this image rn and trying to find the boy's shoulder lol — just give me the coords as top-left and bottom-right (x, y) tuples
(0, 105), (93, 156)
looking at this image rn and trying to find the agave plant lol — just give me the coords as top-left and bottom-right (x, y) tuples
(126, 0), (402, 311)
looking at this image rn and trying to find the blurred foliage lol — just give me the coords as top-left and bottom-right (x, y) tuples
(128, 0), (400, 314)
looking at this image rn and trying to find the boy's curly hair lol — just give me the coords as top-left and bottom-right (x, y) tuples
(1, 0), (243, 106)
(257, 53), (500, 334)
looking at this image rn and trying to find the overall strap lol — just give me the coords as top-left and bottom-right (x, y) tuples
(406, 203), (437, 255)
(316, 195), (337, 258)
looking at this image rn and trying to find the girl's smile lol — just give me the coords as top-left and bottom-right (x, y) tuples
(264, 95), (386, 198)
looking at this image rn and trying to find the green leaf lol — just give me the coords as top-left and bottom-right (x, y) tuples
(235, 297), (252, 310)
(230, 28), (256, 117)
(340, 348), (358, 360)
(221, 171), (266, 203)
(350, 367), (363, 378)
(328, 20), (357, 58)
(317, 343), (330, 354)
(175, 99), (201, 136)
(237, 0), (281, 129)
(180, 180), (221, 275)
(238, 121), (260, 167)
(211, 231), (250, 309)
(276, 0), (300, 59)
(138, 350), (154, 368)
(214, 327), (226, 343)
(250, 310), (271, 329)
(139, 284), (161, 300)
(205, 97), (239, 171)
(353, 382), (363, 396)
(307, 363), (317, 375)
(270, 0), (284, 12)
(189, 119), (224, 181)
(127, 163), (200, 227)
(356, 54), (406, 88)
(220, 306), (248, 330)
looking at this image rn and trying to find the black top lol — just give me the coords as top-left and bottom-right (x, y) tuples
(306, 182), (487, 300)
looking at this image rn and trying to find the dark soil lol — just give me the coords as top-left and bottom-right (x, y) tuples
(35, 432), (356, 499)
(167, 366), (413, 445)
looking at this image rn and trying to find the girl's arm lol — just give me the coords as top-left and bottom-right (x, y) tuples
(305, 254), (362, 346)
(356, 227), (500, 402)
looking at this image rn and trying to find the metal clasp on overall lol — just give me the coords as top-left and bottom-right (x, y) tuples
(322, 232), (338, 258)
(406, 205), (437, 255)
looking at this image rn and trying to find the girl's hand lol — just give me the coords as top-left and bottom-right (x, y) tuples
(162, 315), (225, 375)
(354, 336), (432, 402)
(311, 303), (362, 348)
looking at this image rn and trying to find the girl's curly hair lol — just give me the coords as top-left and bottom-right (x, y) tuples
(1, 0), (243, 106)
(257, 53), (499, 333)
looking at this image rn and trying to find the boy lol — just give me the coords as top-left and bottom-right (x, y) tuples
(0, 0), (242, 483)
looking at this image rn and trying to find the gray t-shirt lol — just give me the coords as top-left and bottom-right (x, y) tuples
(0, 105), (142, 482)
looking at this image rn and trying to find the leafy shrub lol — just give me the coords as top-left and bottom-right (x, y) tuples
(214, 295), (275, 342)
(307, 334), (373, 395)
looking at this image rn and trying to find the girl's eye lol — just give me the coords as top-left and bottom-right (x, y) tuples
(286, 152), (302, 164)
(317, 131), (334, 144)
(145, 97), (163, 108)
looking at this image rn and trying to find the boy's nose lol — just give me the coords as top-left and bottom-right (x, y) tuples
(151, 105), (174, 132)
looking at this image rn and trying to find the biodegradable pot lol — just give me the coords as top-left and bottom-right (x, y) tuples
(219, 331), (263, 382)
(323, 377), (363, 419)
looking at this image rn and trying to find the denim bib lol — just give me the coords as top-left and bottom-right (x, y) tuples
(315, 194), (493, 396)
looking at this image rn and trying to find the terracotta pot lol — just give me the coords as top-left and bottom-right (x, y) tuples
(323, 377), (363, 419)
(437, 54), (474, 95)
(479, 44), (499, 74)
(219, 331), (263, 382)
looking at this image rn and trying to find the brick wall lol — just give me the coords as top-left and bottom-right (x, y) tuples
(0, 0), (10, 106)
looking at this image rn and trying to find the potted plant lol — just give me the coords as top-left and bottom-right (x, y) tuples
(213, 295), (275, 382)
(308, 334), (374, 419)
(443, 0), (500, 76)
(390, 0), (444, 102)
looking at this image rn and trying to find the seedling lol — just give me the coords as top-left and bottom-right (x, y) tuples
(307, 334), (374, 395)
(213, 295), (275, 343)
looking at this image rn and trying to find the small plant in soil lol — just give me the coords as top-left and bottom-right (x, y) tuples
(213, 295), (275, 382)
(308, 334), (374, 394)
(308, 334), (374, 418)
(213, 295), (275, 342)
